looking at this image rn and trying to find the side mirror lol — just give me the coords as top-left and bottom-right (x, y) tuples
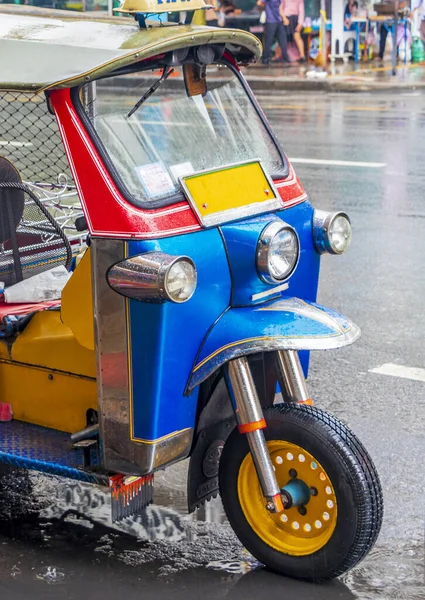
(183, 63), (207, 97)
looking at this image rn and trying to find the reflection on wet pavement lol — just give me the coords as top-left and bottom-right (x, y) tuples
(343, 541), (425, 600)
(0, 467), (423, 599)
(0, 470), (358, 600)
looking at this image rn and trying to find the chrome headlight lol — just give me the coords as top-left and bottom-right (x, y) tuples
(107, 252), (197, 303)
(256, 221), (300, 284)
(312, 210), (352, 255)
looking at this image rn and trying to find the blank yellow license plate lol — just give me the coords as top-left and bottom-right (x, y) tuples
(180, 161), (282, 227)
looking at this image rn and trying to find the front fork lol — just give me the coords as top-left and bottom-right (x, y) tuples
(224, 350), (312, 514)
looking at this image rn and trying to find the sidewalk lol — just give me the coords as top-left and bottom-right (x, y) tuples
(241, 61), (425, 93)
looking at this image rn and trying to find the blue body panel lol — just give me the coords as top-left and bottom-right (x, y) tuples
(125, 201), (328, 441)
(127, 228), (231, 442)
(187, 298), (358, 390)
(220, 202), (319, 376)
(220, 202), (319, 308)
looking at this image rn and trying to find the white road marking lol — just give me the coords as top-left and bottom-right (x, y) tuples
(289, 158), (386, 169)
(369, 363), (425, 383)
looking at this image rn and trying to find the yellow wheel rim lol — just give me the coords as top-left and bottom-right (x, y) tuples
(237, 440), (338, 556)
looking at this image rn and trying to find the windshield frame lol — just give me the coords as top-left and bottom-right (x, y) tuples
(70, 57), (289, 210)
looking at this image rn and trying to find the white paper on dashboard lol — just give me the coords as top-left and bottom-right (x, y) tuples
(135, 162), (176, 198)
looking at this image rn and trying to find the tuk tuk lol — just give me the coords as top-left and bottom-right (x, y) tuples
(0, 2), (382, 581)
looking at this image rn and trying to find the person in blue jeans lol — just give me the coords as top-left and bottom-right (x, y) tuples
(260, 0), (291, 64)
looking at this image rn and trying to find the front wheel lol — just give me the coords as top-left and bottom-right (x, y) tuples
(219, 404), (383, 581)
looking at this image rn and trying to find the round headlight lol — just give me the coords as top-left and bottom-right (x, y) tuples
(164, 259), (197, 303)
(313, 210), (352, 255)
(256, 221), (300, 284)
(329, 214), (352, 254)
(107, 252), (197, 304)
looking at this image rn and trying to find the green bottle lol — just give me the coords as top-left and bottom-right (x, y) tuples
(411, 37), (425, 63)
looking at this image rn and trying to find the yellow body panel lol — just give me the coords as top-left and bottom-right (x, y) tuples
(12, 311), (96, 378)
(0, 360), (96, 433)
(0, 340), (9, 360)
(61, 248), (95, 351)
(0, 310), (97, 432)
(0, 246), (99, 432)
(181, 161), (278, 220)
(0, 249), (98, 432)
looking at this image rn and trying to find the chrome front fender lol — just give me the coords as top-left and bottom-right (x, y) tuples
(187, 297), (360, 391)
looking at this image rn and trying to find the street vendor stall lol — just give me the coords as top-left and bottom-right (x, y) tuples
(331, 0), (412, 71)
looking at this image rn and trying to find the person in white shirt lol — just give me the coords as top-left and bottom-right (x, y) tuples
(412, 0), (425, 45)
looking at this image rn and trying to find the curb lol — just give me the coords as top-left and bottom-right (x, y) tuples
(243, 76), (425, 93)
(98, 72), (425, 94)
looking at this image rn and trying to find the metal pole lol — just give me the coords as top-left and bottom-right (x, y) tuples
(320, 0), (327, 66)
(392, 0), (398, 75)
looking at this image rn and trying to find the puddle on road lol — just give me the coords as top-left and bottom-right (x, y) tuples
(0, 467), (423, 599)
(342, 541), (425, 600)
(35, 566), (66, 585)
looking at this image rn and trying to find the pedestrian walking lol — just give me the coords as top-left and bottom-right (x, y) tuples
(376, 0), (393, 60)
(376, 0), (409, 60)
(259, 0), (291, 64)
(281, 0), (306, 62)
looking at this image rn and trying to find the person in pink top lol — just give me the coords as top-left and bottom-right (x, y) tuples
(281, 0), (306, 62)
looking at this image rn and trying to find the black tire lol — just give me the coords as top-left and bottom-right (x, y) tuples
(219, 404), (383, 582)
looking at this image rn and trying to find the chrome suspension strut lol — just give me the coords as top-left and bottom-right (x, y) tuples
(276, 350), (313, 405)
(224, 356), (283, 513)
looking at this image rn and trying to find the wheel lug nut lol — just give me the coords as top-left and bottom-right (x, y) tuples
(289, 469), (297, 478)
(298, 506), (307, 516)
(310, 487), (318, 496)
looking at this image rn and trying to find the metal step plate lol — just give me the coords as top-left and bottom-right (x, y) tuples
(0, 420), (105, 484)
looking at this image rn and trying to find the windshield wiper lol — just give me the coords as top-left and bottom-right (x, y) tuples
(126, 66), (174, 118)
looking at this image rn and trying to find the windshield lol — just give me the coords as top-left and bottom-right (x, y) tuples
(80, 63), (287, 207)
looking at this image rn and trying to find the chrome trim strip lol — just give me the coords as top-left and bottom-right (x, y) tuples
(91, 238), (193, 475)
(188, 323), (361, 390)
(251, 281), (289, 302)
(130, 428), (194, 474)
(193, 198), (283, 228)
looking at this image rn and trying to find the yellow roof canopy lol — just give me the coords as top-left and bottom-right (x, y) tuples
(0, 5), (262, 93)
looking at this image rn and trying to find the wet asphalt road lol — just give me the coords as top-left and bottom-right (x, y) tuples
(1, 90), (424, 599)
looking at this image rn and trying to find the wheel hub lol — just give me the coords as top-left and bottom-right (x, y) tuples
(238, 440), (338, 556)
(281, 478), (311, 509)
